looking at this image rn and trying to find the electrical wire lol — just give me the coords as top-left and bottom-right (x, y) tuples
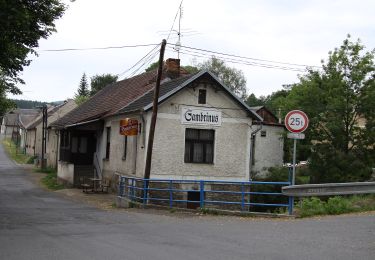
(166, 46), (307, 72)
(39, 43), (159, 52)
(168, 43), (322, 69)
(127, 48), (160, 78)
(117, 44), (161, 79)
(175, 48), (306, 72)
(35, 41), (319, 73)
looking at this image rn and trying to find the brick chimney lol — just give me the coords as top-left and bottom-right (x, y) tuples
(165, 58), (180, 79)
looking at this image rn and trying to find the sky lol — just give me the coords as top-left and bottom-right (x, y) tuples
(9, 0), (375, 102)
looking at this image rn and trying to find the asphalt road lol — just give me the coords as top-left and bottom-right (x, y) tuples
(0, 143), (374, 260)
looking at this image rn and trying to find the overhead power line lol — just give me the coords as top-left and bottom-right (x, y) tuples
(166, 46), (307, 72)
(117, 44), (161, 79)
(39, 43), (159, 52)
(168, 43), (322, 69)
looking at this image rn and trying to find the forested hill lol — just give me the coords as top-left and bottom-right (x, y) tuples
(11, 99), (64, 109)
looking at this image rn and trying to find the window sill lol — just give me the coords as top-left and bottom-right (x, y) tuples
(184, 162), (214, 165)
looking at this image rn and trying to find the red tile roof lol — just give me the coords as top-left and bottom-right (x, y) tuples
(51, 70), (160, 128)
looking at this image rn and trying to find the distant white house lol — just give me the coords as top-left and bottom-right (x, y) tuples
(249, 106), (284, 178)
(1, 109), (40, 147)
(25, 99), (77, 168)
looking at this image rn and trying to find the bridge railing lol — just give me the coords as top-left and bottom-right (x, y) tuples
(118, 177), (293, 215)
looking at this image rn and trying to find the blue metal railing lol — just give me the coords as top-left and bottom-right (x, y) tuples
(118, 176), (294, 215)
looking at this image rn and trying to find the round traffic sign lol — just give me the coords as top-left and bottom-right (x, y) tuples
(285, 110), (309, 133)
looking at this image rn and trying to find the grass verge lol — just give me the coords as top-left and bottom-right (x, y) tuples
(296, 195), (375, 217)
(2, 139), (34, 164)
(2, 139), (64, 190)
(35, 167), (64, 190)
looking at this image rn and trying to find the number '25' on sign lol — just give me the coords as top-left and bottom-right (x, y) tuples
(284, 110), (309, 133)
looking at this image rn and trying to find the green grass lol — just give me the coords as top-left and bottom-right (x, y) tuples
(2, 139), (33, 164)
(296, 195), (375, 217)
(2, 139), (64, 190)
(38, 168), (64, 190)
(200, 207), (220, 215)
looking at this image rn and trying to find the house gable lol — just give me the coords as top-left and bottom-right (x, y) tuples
(117, 71), (261, 121)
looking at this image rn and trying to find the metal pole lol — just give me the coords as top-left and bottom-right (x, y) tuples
(41, 105), (47, 169)
(144, 39), (167, 180)
(288, 166), (294, 215)
(200, 180), (205, 209)
(169, 180), (173, 208)
(292, 138), (297, 185)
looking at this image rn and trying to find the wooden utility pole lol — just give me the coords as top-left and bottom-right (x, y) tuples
(144, 39), (167, 180)
(41, 105), (47, 169)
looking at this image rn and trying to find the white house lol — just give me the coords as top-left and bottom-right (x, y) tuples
(51, 59), (284, 187)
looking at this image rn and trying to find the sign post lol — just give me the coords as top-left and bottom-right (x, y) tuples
(285, 110), (309, 185)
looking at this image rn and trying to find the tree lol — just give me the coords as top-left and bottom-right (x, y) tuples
(263, 89), (290, 115)
(0, 90), (16, 117)
(286, 36), (375, 183)
(145, 62), (159, 72)
(245, 93), (265, 107)
(0, 0), (65, 95)
(198, 57), (247, 99)
(90, 74), (118, 96)
(182, 65), (199, 74)
(75, 73), (90, 105)
(145, 62), (199, 74)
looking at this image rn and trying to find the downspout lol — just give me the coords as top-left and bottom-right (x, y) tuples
(249, 121), (263, 181)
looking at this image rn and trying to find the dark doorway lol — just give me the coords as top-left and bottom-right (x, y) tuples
(60, 130), (96, 165)
(187, 191), (201, 209)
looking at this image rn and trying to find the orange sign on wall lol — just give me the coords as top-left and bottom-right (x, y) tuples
(119, 118), (138, 136)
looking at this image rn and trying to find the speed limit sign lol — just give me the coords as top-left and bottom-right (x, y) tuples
(285, 110), (309, 133)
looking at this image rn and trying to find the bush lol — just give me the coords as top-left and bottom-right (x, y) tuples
(297, 195), (375, 217)
(299, 197), (326, 217)
(325, 197), (352, 215)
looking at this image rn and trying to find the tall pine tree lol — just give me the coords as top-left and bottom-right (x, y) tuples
(75, 73), (90, 105)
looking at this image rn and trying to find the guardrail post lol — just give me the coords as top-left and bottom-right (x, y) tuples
(241, 182), (245, 211)
(169, 180), (173, 208)
(118, 176), (124, 197)
(288, 196), (294, 215)
(131, 178), (135, 201)
(200, 180), (205, 209)
(248, 182), (251, 211)
(126, 178), (129, 198)
(143, 179), (148, 206)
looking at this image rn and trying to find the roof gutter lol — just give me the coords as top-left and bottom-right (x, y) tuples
(64, 118), (101, 129)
